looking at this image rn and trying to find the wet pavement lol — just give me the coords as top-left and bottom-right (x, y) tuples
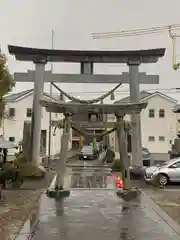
(15, 161), (180, 239)
(67, 162), (111, 188)
(16, 189), (180, 240)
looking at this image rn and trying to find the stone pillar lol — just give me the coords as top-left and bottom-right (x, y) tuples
(56, 114), (71, 190)
(128, 60), (142, 167)
(116, 115), (131, 190)
(31, 60), (46, 165)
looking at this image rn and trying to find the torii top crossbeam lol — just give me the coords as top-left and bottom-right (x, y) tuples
(40, 99), (147, 115)
(8, 45), (165, 63)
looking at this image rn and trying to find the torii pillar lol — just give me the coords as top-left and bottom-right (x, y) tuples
(128, 59), (143, 168)
(31, 59), (47, 165)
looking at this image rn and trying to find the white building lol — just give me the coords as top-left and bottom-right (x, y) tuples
(0, 89), (71, 157)
(112, 91), (178, 161)
(1, 88), (178, 162)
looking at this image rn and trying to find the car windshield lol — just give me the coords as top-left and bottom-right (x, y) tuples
(142, 150), (149, 155)
(142, 148), (149, 154)
(81, 146), (93, 153)
(156, 158), (180, 167)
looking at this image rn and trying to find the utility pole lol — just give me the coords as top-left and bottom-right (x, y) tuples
(48, 30), (54, 168)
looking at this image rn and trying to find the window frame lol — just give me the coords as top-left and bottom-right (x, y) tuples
(9, 136), (15, 142)
(9, 108), (15, 117)
(159, 109), (165, 118)
(159, 136), (165, 142)
(26, 108), (32, 117)
(149, 109), (155, 118)
(148, 136), (155, 142)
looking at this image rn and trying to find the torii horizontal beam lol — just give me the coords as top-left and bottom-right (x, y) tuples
(14, 71), (159, 84)
(40, 100), (147, 115)
(8, 45), (165, 63)
(72, 121), (117, 129)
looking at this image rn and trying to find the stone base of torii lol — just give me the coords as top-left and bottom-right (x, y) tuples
(41, 100), (147, 200)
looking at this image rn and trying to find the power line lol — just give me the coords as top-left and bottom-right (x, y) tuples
(52, 87), (180, 95)
(92, 23), (180, 39)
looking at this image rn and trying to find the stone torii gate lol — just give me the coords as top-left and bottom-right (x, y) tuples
(40, 100), (147, 197)
(8, 45), (165, 168)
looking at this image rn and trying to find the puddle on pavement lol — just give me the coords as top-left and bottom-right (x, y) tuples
(16, 167), (118, 239)
(16, 192), (139, 240)
(16, 190), (180, 240)
(70, 167), (113, 188)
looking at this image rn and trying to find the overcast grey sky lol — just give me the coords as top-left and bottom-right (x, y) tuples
(1, 0), (180, 101)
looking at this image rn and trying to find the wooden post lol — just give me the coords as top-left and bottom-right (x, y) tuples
(55, 114), (71, 190)
(116, 115), (131, 190)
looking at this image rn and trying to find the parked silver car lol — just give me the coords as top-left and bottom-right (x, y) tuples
(144, 157), (180, 185)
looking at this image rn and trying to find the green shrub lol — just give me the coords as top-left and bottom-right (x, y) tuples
(14, 153), (27, 165)
(14, 151), (23, 159)
(14, 153), (46, 179)
(19, 163), (46, 178)
(0, 166), (24, 188)
(111, 159), (122, 172)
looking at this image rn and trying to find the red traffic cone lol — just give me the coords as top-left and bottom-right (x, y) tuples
(115, 176), (124, 189)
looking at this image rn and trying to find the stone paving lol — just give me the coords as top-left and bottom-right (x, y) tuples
(42, 150), (77, 170)
(15, 161), (180, 240)
(16, 189), (180, 240)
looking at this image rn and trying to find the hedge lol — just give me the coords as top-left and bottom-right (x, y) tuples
(111, 159), (122, 172)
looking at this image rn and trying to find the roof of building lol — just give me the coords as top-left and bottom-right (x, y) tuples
(114, 91), (151, 104)
(4, 89), (33, 102)
(114, 91), (177, 104)
(4, 89), (63, 103)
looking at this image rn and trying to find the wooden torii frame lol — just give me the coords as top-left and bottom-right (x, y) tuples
(8, 45), (165, 169)
(40, 99), (147, 195)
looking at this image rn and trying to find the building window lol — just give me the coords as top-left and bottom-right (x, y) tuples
(159, 109), (165, 118)
(159, 136), (165, 141)
(149, 109), (155, 118)
(26, 108), (32, 117)
(148, 136), (155, 142)
(9, 108), (15, 117)
(88, 113), (100, 121)
(9, 137), (15, 142)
